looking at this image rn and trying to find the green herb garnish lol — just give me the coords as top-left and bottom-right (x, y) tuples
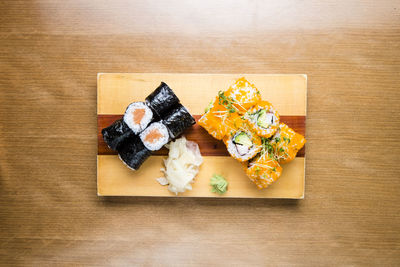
(261, 137), (277, 160)
(218, 91), (237, 114)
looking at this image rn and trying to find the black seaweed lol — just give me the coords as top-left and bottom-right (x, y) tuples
(162, 104), (196, 139)
(117, 135), (151, 170)
(101, 119), (133, 150)
(145, 82), (180, 116)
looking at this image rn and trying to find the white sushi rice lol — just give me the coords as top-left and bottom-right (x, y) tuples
(226, 133), (260, 161)
(139, 122), (169, 151)
(123, 102), (153, 134)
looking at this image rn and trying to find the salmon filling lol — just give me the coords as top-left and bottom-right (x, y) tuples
(133, 108), (146, 124)
(145, 129), (163, 143)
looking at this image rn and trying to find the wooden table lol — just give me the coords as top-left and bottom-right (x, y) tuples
(1, 1), (399, 265)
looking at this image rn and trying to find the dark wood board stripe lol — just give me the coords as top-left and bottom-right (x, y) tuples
(98, 115), (306, 157)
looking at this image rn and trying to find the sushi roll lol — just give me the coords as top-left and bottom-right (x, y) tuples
(145, 82), (180, 116)
(123, 102), (154, 134)
(198, 77), (261, 140)
(117, 135), (151, 170)
(101, 119), (133, 151)
(198, 96), (241, 140)
(223, 119), (262, 162)
(224, 77), (262, 113)
(270, 123), (306, 164)
(245, 101), (280, 138)
(162, 104), (196, 139)
(139, 122), (170, 151)
(244, 153), (282, 189)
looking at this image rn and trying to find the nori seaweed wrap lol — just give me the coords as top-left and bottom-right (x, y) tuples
(145, 82), (180, 116)
(117, 135), (151, 170)
(162, 104), (196, 139)
(101, 119), (133, 150)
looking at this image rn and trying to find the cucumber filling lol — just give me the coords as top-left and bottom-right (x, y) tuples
(233, 132), (253, 156)
(256, 109), (275, 129)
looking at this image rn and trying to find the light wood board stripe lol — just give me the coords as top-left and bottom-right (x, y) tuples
(97, 155), (305, 198)
(97, 73), (307, 116)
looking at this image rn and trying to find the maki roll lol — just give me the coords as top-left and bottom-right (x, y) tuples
(162, 104), (196, 139)
(222, 118), (262, 162)
(123, 102), (153, 134)
(145, 82), (180, 116)
(245, 101), (280, 138)
(225, 77), (262, 113)
(198, 95), (243, 140)
(198, 96), (231, 140)
(139, 122), (170, 151)
(117, 135), (151, 170)
(198, 78), (261, 140)
(244, 152), (282, 189)
(101, 119), (133, 150)
(102, 81), (199, 172)
(270, 123), (306, 164)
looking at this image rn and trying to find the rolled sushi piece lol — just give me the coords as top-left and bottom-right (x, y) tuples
(145, 82), (180, 116)
(223, 119), (262, 162)
(270, 123), (306, 164)
(162, 104), (196, 139)
(139, 121), (170, 151)
(101, 119), (133, 151)
(245, 101), (280, 138)
(198, 96), (241, 140)
(123, 101), (154, 134)
(198, 77), (261, 139)
(244, 152), (282, 189)
(224, 77), (262, 113)
(117, 135), (151, 170)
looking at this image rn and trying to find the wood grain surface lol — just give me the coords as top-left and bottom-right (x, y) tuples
(96, 73), (306, 198)
(1, 0), (399, 266)
(97, 73), (307, 115)
(97, 155), (305, 198)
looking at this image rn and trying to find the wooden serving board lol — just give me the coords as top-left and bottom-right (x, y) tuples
(97, 73), (307, 198)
